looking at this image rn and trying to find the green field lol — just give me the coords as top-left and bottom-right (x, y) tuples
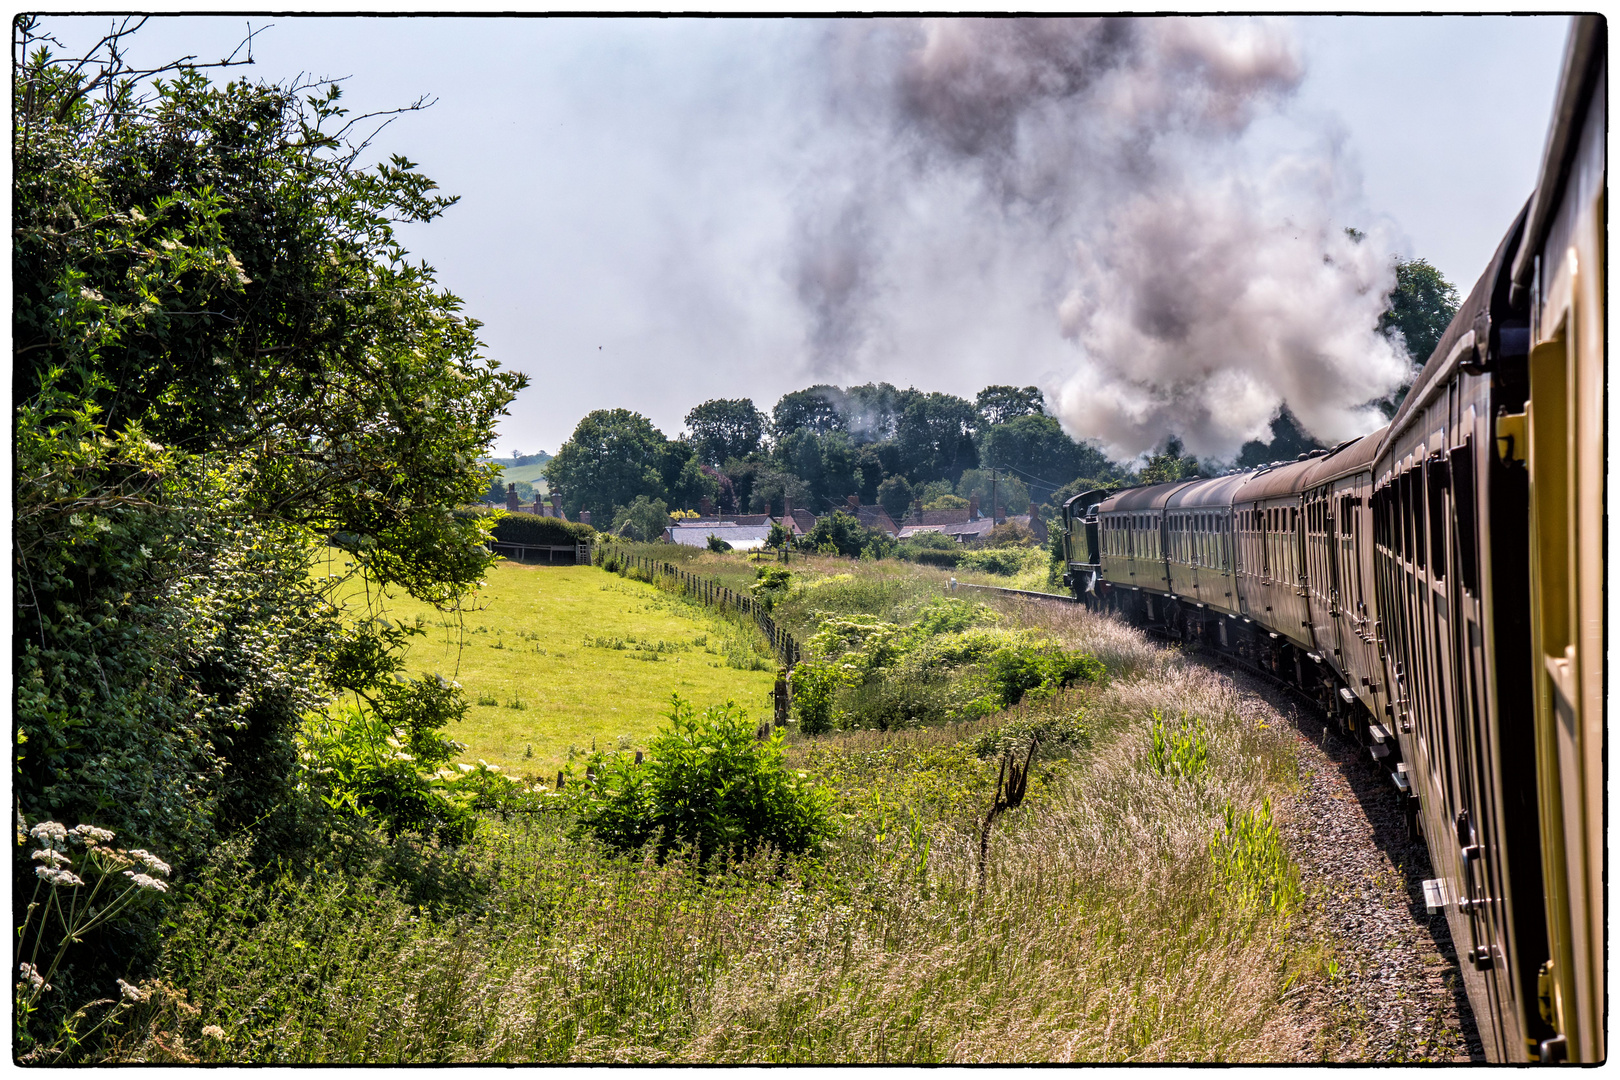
(317, 553), (778, 776)
(491, 461), (549, 493)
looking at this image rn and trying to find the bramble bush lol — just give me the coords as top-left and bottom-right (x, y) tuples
(572, 696), (833, 863)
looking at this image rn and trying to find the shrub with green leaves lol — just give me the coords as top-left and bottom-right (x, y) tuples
(955, 546), (1045, 577)
(572, 696), (832, 862)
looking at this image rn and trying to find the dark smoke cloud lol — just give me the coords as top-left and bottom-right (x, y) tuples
(794, 16), (1411, 460)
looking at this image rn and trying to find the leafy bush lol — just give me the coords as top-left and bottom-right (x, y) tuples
(897, 531), (962, 567)
(572, 696), (832, 862)
(750, 566), (793, 610)
(956, 547), (1044, 576)
(982, 643), (1106, 708)
(797, 511), (893, 560)
(706, 534), (732, 552)
(612, 496), (671, 543)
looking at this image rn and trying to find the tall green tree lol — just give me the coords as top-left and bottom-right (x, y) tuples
(895, 391), (979, 485)
(977, 413), (1113, 504)
(1137, 437), (1204, 485)
(684, 398), (766, 466)
(770, 385), (847, 441)
(1380, 258), (1460, 367)
(975, 384), (1046, 428)
(14, 18), (524, 875)
(547, 409), (671, 523)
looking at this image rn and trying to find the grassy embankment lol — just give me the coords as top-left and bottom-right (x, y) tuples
(122, 555), (1351, 1063)
(314, 548), (778, 776)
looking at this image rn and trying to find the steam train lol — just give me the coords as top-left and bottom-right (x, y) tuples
(1059, 18), (1604, 1064)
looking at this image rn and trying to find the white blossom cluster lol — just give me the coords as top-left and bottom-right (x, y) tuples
(18, 963), (50, 994)
(34, 865), (86, 887)
(117, 978), (148, 1003)
(126, 849), (172, 877)
(121, 871), (168, 893)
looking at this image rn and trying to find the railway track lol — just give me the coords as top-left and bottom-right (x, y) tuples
(959, 578), (1483, 1060)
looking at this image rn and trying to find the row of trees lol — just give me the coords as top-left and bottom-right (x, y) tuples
(547, 253), (1458, 533)
(548, 383), (1131, 530)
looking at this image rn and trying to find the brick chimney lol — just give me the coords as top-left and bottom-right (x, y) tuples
(996, 503), (1006, 524)
(530, 496), (544, 516)
(550, 493), (566, 521)
(783, 493), (793, 531)
(700, 496), (714, 517)
(847, 494), (860, 510)
(910, 498), (923, 522)
(579, 509), (592, 527)
(506, 483), (519, 512)
(968, 495), (980, 520)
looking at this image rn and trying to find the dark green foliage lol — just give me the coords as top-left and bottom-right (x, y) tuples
(12, 22), (522, 1042)
(1234, 406), (1327, 469)
(898, 536), (961, 569)
(982, 646), (1106, 709)
(685, 398), (767, 466)
(975, 385), (1046, 427)
(955, 547), (1033, 575)
(798, 510), (893, 559)
(770, 386), (847, 440)
(611, 495), (671, 543)
(895, 391), (980, 484)
(977, 414), (1115, 504)
(1380, 257), (1460, 367)
(957, 468), (1031, 513)
(14, 24), (520, 871)
(485, 511), (594, 547)
(1048, 523), (1068, 585)
(1137, 437), (1204, 485)
(706, 534), (733, 553)
(572, 697), (833, 863)
(547, 410), (674, 524)
(876, 474), (914, 523)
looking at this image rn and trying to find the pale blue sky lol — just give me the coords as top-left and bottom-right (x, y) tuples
(37, 15), (1572, 457)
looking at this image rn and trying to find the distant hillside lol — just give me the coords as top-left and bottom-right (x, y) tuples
(498, 461), (550, 486)
(481, 452), (550, 496)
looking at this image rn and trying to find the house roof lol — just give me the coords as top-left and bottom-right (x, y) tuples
(851, 505), (898, 536)
(909, 508), (972, 526)
(664, 525), (774, 551)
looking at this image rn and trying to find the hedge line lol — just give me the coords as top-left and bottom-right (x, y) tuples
(456, 508), (595, 546)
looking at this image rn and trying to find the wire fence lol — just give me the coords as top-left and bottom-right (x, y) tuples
(604, 549), (803, 667)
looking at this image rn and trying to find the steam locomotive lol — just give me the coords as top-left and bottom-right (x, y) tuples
(1059, 17), (1604, 1064)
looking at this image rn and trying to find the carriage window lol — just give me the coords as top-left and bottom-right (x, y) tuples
(1410, 467), (1426, 570)
(1452, 442), (1478, 593)
(1427, 456), (1448, 581)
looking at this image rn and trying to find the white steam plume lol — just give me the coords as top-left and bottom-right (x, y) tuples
(799, 17), (1413, 461)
